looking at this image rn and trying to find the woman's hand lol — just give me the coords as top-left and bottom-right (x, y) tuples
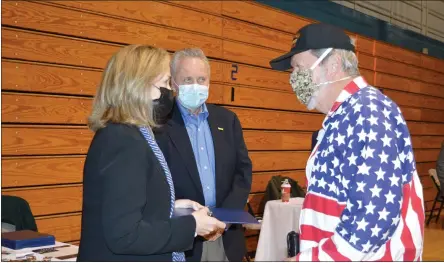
(175, 199), (204, 211)
(192, 207), (226, 237)
(203, 228), (224, 241)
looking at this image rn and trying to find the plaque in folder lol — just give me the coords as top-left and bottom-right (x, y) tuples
(173, 207), (259, 225)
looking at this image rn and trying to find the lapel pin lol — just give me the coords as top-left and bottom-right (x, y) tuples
(218, 127), (224, 131)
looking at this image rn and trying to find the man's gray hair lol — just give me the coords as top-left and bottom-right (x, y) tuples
(310, 37), (360, 77)
(170, 47), (211, 77)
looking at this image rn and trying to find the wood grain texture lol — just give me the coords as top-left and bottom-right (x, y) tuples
(2, 156), (84, 188)
(421, 55), (444, 74)
(375, 57), (422, 81)
(2, 126), (92, 156)
(356, 36), (374, 56)
(223, 40), (282, 68)
(230, 86), (306, 112)
(414, 149), (441, 163)
(2, 1), (223, 58)
(36, 214), (81, 242)
(421, 67), (444, 86)
(375, 72), (444, 98)
(1, 60), (101, 96)
(2, 185), (83, 216)
(384, 89), (444, 111)
(416, 162), (436, 176)
(169, 1), (222, 15)
(244, 130), (312, 151)
(221, 63), (291, 92)
(2, 93), (91, 124)
(250, 151), (310, 172)
(222, 18), (292, 52)
(2, 28), (119, 69)
(1, 59), (223, 95)
(229, 107), (324, 131)
(221, 1), (309, 34)
(408, 121), (444, 136)
(47, 1), (223, 37)
(399, 107), (444, 123)
(357, 53), (375, 71)
(411, 136), (444, 149)
(374, 42), (421, 66)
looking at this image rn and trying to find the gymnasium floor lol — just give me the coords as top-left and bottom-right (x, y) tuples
(423, 220), (444, 261)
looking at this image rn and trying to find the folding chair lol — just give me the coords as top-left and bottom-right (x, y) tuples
(426, 169), (444, 225)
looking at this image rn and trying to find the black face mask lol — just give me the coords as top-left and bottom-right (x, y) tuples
(153, 87), (174, 123)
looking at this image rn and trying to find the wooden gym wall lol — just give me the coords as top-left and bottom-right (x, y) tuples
(2, 0), (444, 253)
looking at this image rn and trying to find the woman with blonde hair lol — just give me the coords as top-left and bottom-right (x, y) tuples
(78, 45), (225, 262)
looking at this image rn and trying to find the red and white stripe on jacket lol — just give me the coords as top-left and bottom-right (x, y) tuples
(295, 76), (425, 261)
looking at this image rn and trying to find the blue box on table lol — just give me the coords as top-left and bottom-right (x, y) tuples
(1, 230), (55, 250)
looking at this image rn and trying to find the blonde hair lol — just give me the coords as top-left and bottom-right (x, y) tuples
(88, 45), (170, 132)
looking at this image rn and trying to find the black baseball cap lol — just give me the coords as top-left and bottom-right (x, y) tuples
(270, 23), (355, 71)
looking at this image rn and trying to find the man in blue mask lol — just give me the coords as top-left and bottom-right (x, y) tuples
(154, 48), (252, 262)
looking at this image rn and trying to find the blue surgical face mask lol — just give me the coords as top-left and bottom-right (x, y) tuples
(177, 83), (209, 110)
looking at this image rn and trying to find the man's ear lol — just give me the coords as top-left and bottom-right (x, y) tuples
(326, 54), (341, 79)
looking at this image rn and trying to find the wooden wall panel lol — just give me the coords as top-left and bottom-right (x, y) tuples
(221, 1), (308, 34)
(375, 72), (444, 98)
(170, 1), (222, 15)
(47, 1), (223, 37)
(2, 1), (223, 58)
(421, 55), (444, 74)
(2, 185), (82, 216)
(231, 86), (305, 112)
(417, 162), (437, 176)
(421, 68), (444, 85)
(223, 40), (282, 68)
(357, 53), (375, 70)
(375, 57), (422, 81)
(400, 107), (444, 123)
(250, 151), (310, 172)
(2, 0), (443, 256)
(374, 42), (421, 66)
(2, 126), (92, 156)
(2, 93), (91, 124)
(2, 157), (84, 188)
(1, 61), (101, 96)
(243, 131), (311, 151)
(384, 89), (444, 111)
(230, 108), (324, 131)
(356, 36), (374, 55)
(2, 28), (118, 69)
(221, 63), (290, 92)
(408, 122), (444, 135)
(222, 18), (292, 52)
(37, 214), (81, 242)
(414, 149), (441, 163)
(411, 136), (444, 149)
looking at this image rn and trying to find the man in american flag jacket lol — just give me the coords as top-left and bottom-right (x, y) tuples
(269, 23), (425, 261)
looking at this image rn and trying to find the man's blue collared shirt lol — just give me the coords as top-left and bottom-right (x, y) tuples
(177, 101), (216, 208)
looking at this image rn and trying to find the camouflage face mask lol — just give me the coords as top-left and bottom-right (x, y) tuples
(289, 48), (333, 107)
(289, 68), (317, 106)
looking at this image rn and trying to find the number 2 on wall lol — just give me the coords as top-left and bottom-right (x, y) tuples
(231, 64), (238, 81)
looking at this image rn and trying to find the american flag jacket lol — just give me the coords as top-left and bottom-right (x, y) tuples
(295, 76), (425, 261)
